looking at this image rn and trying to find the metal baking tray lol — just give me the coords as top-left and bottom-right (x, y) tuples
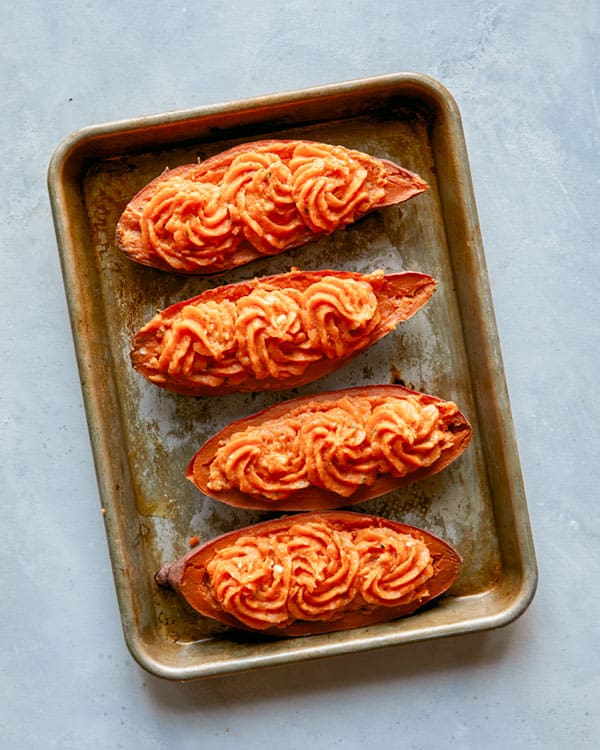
(48, 72), (537, 680)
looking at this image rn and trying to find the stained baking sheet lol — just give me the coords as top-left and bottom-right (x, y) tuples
(48, 73), (537, 680)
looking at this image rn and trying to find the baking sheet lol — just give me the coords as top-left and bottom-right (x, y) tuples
(48, 73), (537, 680)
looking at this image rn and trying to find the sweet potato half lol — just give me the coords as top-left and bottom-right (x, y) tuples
(130, 268), (436, 396)
(187, 384), (471, 511)
(116, 139), (429, 275)
(155, 511), (462, 637)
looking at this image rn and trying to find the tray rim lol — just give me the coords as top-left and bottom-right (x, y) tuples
(48, 71), (538, 681)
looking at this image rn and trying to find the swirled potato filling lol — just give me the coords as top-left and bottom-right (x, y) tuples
(204, 520), (434, 629)
(138, 141), (387, 270)
(207, 394), (459, 500)
(144, 274), (383, 387)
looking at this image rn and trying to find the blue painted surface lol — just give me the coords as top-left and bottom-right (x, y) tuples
(2, 2), (599, 747)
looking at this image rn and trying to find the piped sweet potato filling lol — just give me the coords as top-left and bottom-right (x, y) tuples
(202, 519), (434, 630)
(142, 274), (382, 387)
(138, 141), (387, 271)
(207, 394), (460, 500)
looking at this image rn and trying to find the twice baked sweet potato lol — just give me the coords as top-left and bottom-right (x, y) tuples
(187, 384), (471, 510)
(130, 269), (436, 396)
(156, 511), (462, 637)
(116, 140), (429, 275)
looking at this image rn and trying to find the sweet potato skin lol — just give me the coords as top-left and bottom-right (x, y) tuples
(130, 269), (436, 396)
(155, 511), (462, 637)
(116, 139), (429, 276)
(186, 384), (472, 511)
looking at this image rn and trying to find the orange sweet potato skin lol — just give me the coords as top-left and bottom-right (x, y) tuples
(116, 139), (429, 276)
(155, 511), (462, 637)
(187, 384), (472, 511)
(130, 269), (436, 396)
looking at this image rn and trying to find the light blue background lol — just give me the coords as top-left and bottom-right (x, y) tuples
(2, 2), (598, 747)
